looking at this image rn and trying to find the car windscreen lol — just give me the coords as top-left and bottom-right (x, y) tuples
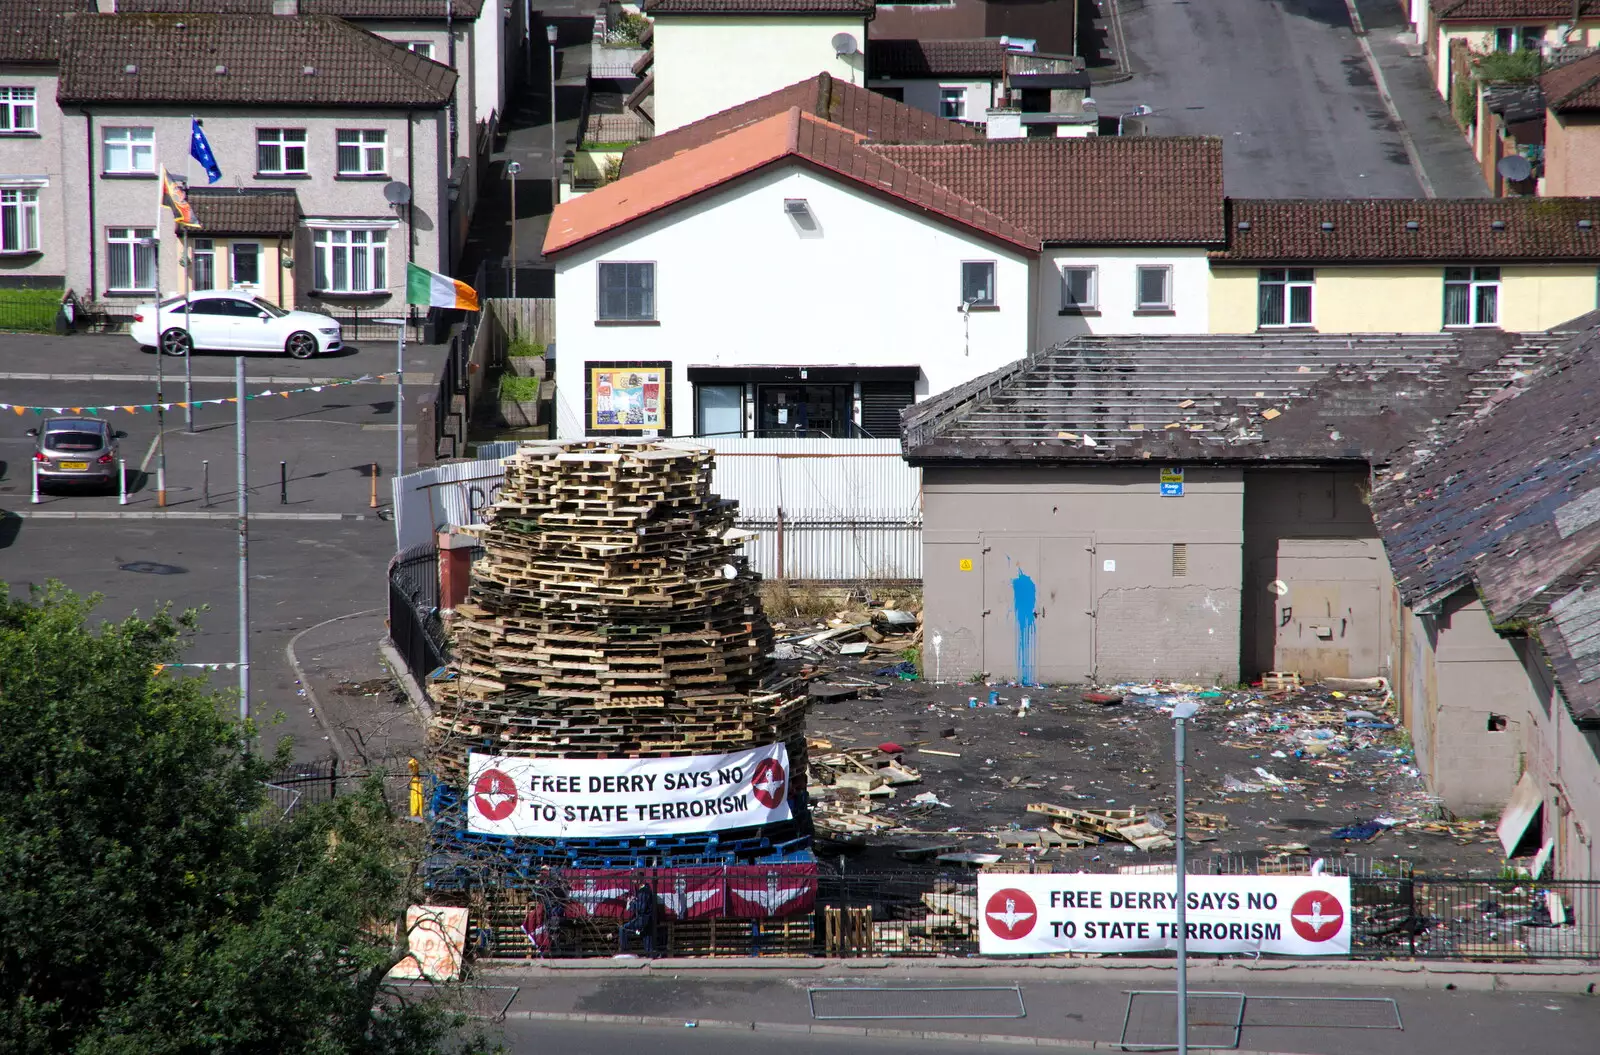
(46, 431), (105, 451)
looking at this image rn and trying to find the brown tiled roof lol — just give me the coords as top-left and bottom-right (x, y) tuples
(1212, 198), (1600, 262)
(869, 138), (1227, 245)
(187, 187), (297, 236)
(644, 0), (872, 12)
(620, 72), (981, 176)
(867, 38), (1007, 79)
(1432, 0), (1600, 18)
(1542, 52), (1600, 111)
(58, 14), (456, 107)
(0, 0), (92, 64)
(114, 0), (485, 17)
(546, 107), (1035, 257)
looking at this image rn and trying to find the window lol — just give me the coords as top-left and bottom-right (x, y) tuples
(0, 87), (36, 132)
(313, 229), (388, 293)
(0, 188), (39, 253)
(597, 261), (655, 321)
(256, 128), (307, 174)
(336, 130), (387, 175)
(232, 242), (261, 286)
(1060, 266), (1097, 312)
(961, 261), (995, 307)
(404, 40), (435, 59)
(939, 88), (965, 119)
(1444, 266), (1499, 327)
(102, 127), (155, 174)
(107, 227), (157, 291)
(1136, 265), (1172, 310)
(1258, 267), (1314, 327)
(695, 384), (743, 436)
(1495, 25), (1544, 51)
(190, 238), (215, 289)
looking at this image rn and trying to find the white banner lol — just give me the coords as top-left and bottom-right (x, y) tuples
(466, 744), (792, 838)
(977, 874), (1352, 957)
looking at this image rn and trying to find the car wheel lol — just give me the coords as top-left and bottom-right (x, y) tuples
(285, 331), (318, 359)
(160, 329), (192, 357)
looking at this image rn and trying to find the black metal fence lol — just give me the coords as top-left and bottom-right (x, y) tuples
(389, 544), (448, 688)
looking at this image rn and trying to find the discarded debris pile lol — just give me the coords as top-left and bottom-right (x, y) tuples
(773, 601), (923, 669)
(806, 739), (923, 842)
(426, 441), (810, 869)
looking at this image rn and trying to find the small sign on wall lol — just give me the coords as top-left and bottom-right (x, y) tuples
(1160, 466), (1185, 497)
(959, 558), (974, 572)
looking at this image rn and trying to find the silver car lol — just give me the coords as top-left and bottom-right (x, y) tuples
(29, 418), (125, 491)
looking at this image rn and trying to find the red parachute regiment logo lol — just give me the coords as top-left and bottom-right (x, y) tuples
(472, 768), (518, 821)
(983, 888), (1038, 940)
(1289, 889), (1346, 942)
(750, 757), (787, 809)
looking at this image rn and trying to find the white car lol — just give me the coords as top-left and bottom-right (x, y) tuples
(130, 290), (343, 359)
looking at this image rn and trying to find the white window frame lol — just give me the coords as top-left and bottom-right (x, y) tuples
(256, 128), (308, 175)
(102, 126), (155, 174)
(312, 228), (388, 293)
(0, 188), (40, 253)
(106, 227), (157, 292)
(336, 129), (388, 176)
(0, 86), (37, 132)
(1136, 265), (1173, 311)
(939, 87), (966, 119)
(1060, 265), (1098, 312)
(596, 261), (656, 321)
(1443, 266), (1500, 328)
(961, 260), (996, 308)
(1258, 267), (1315, 327)
(404, 40), (435, 59)
(191, 237), (216, 290)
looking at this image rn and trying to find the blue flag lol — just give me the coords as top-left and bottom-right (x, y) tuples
(190, 119), (221, 183)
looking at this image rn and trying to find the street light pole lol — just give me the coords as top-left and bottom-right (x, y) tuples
(235, 354), (250, 726)
(547, 24), (559, 206)
(1171, 699), (1199, 1055)
(506, 160), (521, 298)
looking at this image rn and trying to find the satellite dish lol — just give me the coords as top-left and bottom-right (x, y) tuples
(383, 180), (412, 205)
(831, 32), (858, 56)
(1497, 154), (1533, 182)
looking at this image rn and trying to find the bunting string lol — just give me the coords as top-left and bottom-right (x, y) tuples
(1, 373), (392, 416)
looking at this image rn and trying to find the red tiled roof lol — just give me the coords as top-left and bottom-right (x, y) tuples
(867, 38), (1008, 79)
(114, 0), (485, 17)
(0, 0), (92, 64)
(1432, 0), (1600, 19)
(1542, 52), (1600, 111)
(188, 187), (298, 236)
(1211, 198), (1600, 262)
(544, 108), (1035, 257)
(58, 13), (456, 107)
(644, 0), (872, 12)
(620, 72), (981, 176)
(868, 138), (1227, 245)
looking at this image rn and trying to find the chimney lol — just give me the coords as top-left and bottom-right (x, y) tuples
(271, 0), (299, 14)
(436, 530), (476, 613)
(986, 108), (1024, 140)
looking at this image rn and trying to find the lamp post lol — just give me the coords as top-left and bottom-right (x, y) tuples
(505, 160), (521, 298)
(547, 23), (559, 205)
(373, 317), (407, 542)
(1171, 698), (1199, 1055)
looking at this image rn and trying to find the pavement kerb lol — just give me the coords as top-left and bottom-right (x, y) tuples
(494, 1010), (1322, 1053)
(379, 640), (434, 724)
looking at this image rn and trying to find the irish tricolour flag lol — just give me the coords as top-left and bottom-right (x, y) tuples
(406, 262), (479, 311)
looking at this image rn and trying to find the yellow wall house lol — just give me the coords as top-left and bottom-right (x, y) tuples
(1425, 0), (1600, 100)
(1209, 198), (1600, 334)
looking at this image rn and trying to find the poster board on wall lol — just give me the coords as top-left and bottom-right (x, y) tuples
(586, 361), (671, 435)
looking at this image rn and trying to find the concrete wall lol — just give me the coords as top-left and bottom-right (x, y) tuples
(869, 78), (995, 125)
(60, 105), (448, 308)
(1545, 112), (1600, 197)
(0, 67), (65, 287)
(651, 15), (868, 132)
(1209, 264), (1600, 333)
(551, 165), (1034, 438)
(921, 465), (1243, 686)
(1040, 248), (1211, 343)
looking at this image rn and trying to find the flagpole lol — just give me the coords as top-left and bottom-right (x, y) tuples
(182, 221), (194, 432)
(237, 353), (251, 728)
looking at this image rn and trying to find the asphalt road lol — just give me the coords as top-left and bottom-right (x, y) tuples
(0, 331), (448, 762)
(1093, 0), (1420, 197)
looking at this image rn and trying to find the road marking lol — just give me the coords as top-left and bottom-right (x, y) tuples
(139, 430), (163, 473)
(1341, 0), (1435, 198)
(10, 510), (366, 521)
(0, 372), (436, 384)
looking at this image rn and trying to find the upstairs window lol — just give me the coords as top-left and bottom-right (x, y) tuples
(404, 41), (435, 59)
(256, 128), (307, 174)
(1444, 266), (1499, 327)
(1136, 265), (1172, 310)
(597, 261), (656, 321)
(336, 130), (387, 175)
(961, 261), (996, 307)
(1061, 266), (1097, 312)
(0, 87), (36, 132)
(103, 127), (155, 174)
(1258, 268), (1314, 327)
(939, 87), (965, 119)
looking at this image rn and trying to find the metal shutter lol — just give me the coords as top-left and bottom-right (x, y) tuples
(858, 380), (915, 439)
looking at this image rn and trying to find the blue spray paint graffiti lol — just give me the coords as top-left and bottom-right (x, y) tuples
(1012, 569), (1037, 686)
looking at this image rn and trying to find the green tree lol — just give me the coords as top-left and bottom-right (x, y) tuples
(0, 584), (485, 1054)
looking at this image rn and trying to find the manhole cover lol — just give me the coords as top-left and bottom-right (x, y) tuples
(119, 561), (187, 575)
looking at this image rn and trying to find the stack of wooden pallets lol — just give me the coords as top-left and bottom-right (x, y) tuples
(429, 441), (809, 806)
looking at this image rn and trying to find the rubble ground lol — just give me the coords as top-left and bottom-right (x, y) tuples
(802, 676), (1507, 877)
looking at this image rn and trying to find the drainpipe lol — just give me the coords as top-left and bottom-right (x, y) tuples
(83, 110), (97, 299)
(407, 110), (417, 335)
(446, 0), (458, 162)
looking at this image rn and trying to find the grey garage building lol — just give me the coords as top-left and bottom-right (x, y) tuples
(901, 330), (1565, 686)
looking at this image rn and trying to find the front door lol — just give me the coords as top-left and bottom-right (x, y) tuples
(980, 536), (1092, 685)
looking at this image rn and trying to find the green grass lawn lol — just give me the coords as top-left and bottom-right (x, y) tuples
(0, 288), (64, 334)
